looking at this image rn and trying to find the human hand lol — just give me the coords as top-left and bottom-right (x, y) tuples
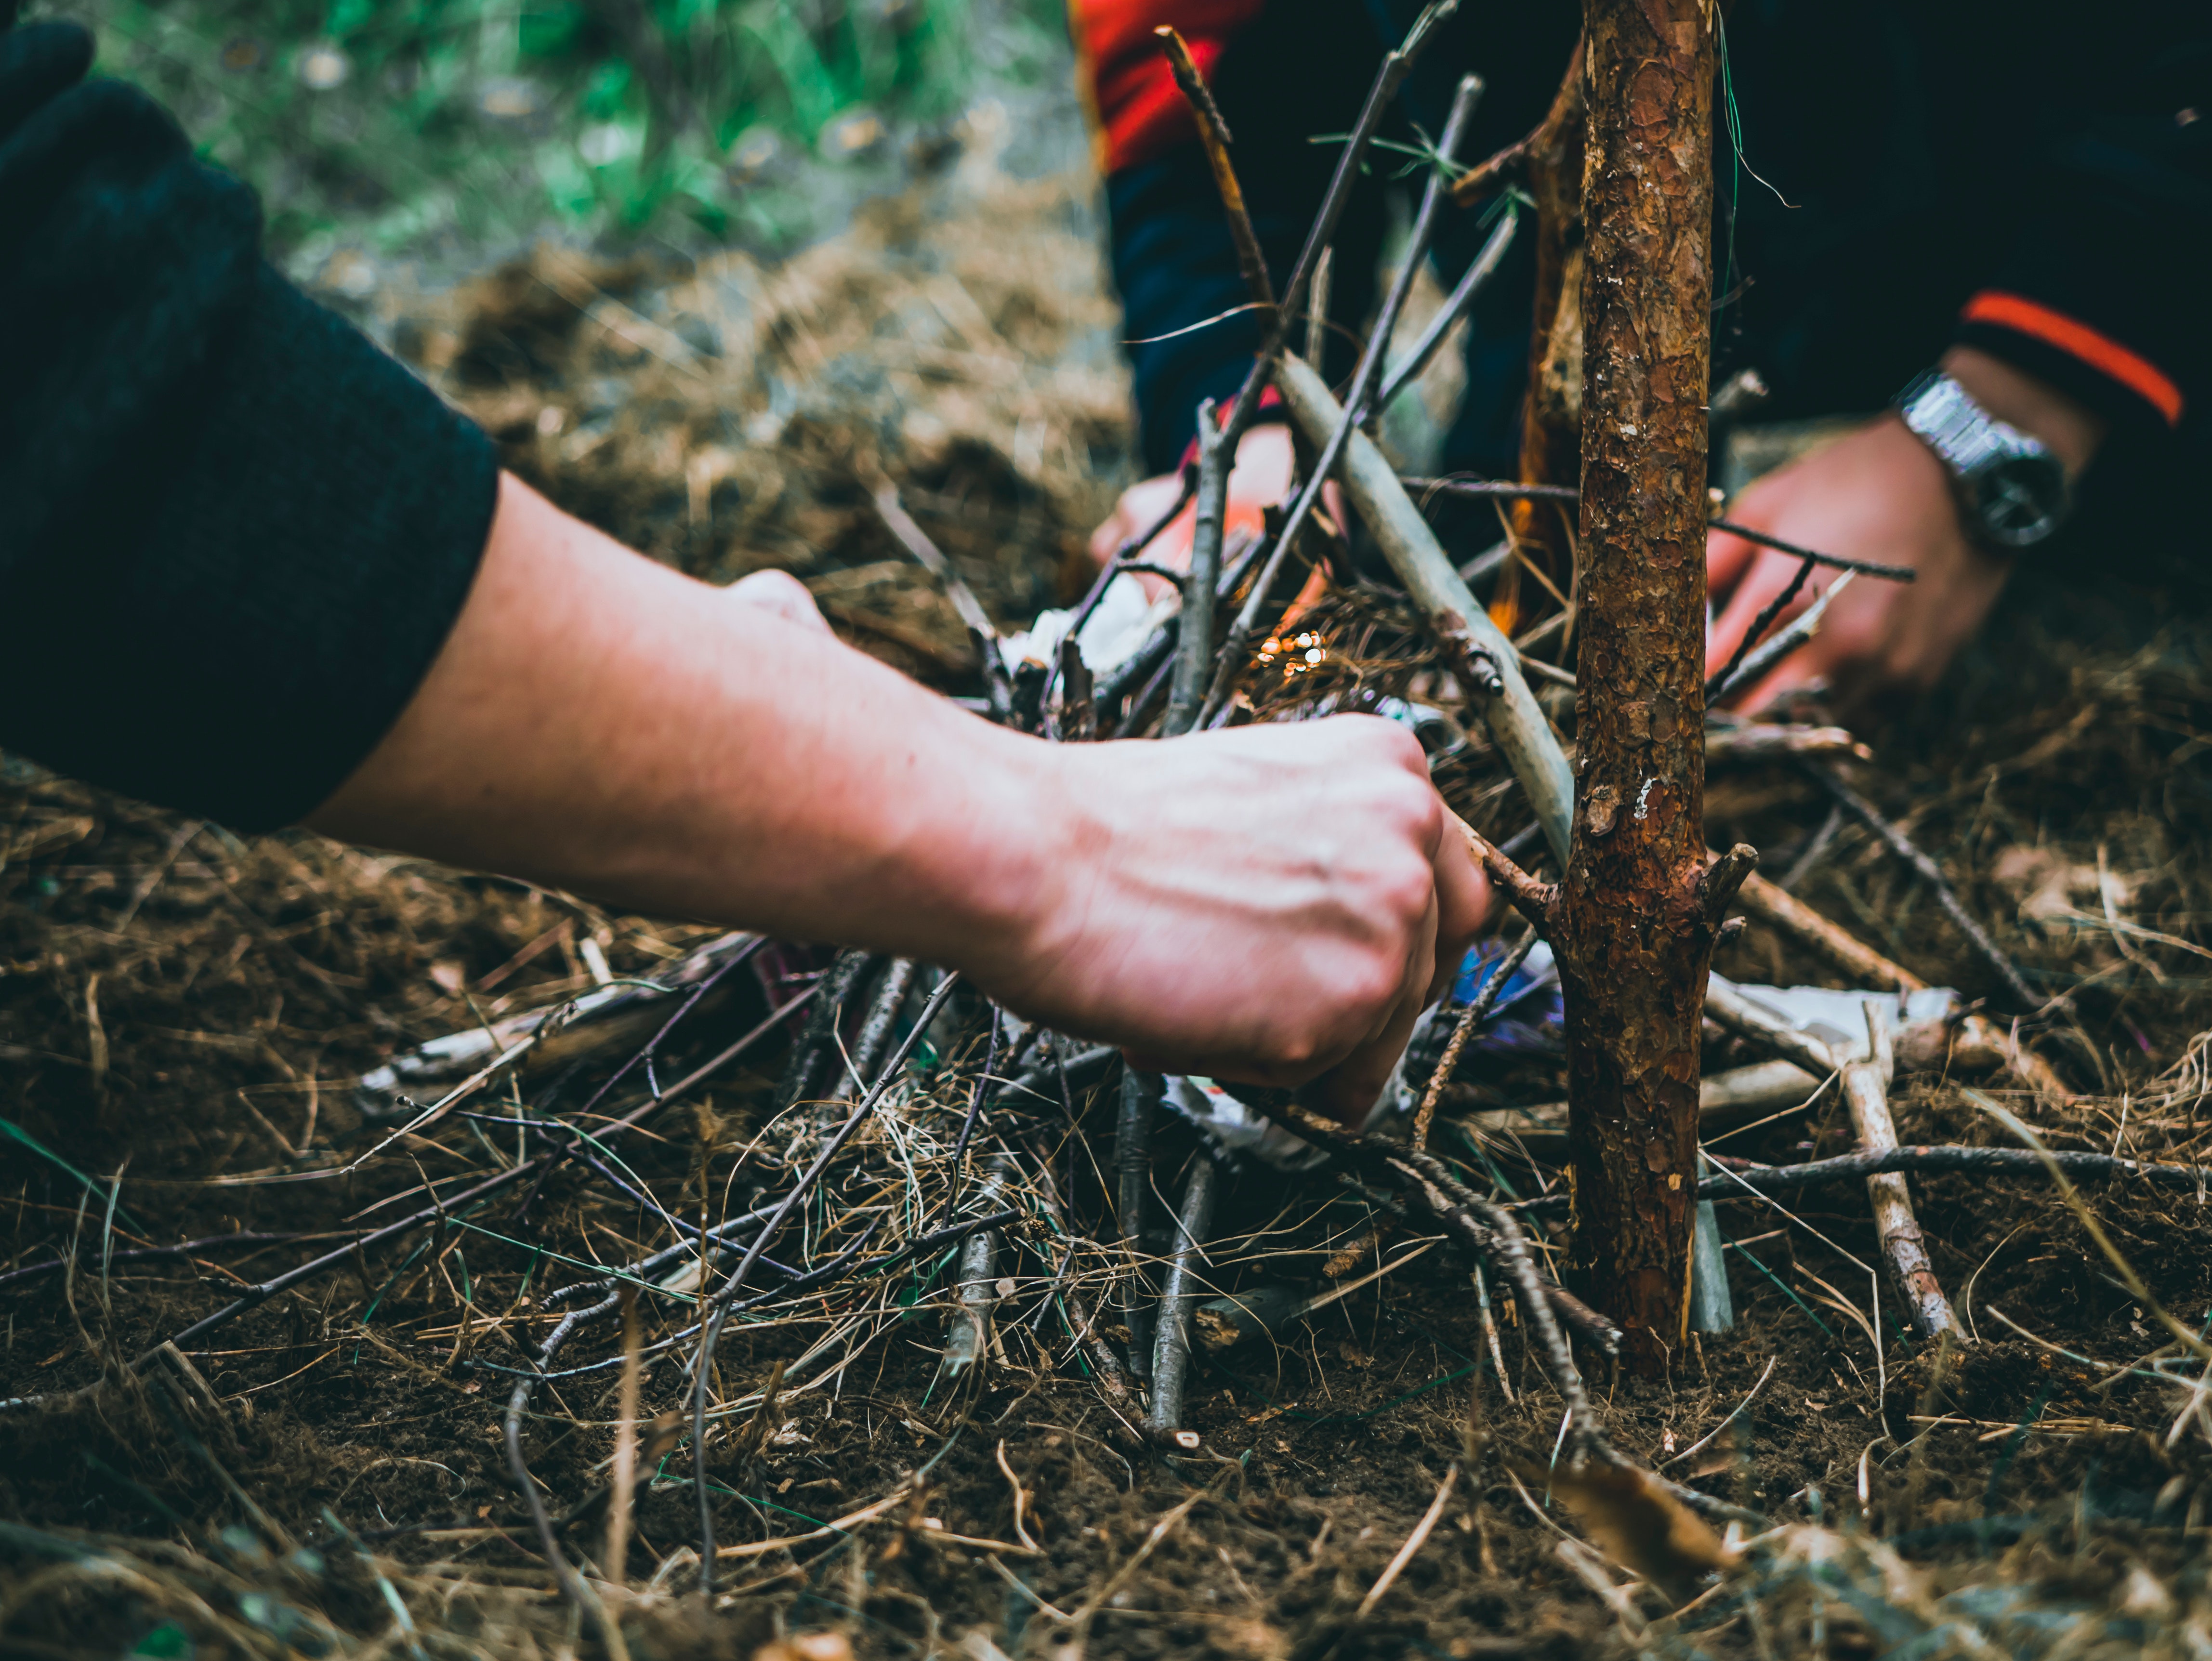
(319, 475), (1483, 1129)
(970, 716), (1496, 1123)
(1088, 423), (1308, 600)
(1707, 347), (2103, 712)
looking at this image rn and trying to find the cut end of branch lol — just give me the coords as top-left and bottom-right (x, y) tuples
(1700, 843), (1759, 926)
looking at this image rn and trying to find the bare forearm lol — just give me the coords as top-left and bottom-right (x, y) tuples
(310, 473), (1054, 969)
(311, 474), (1488, 1106)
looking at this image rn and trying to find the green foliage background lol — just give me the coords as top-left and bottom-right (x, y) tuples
(39, 0), (1072, 263)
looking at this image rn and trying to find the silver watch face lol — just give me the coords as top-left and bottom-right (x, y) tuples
(1896, 371), (2072, 550)
(1966, 451), (2069, 549)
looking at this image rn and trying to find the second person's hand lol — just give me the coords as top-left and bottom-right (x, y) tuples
(1089, 423), (1308, 598)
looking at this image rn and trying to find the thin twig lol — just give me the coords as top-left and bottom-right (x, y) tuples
(1117, 1066), (1159, 1378)
(1377, 205), (1520, 410)
(1704, 557), (1816, 703)
(1840, 1003), (1962, 1339)
(874, 484), (1012, 718)
(1164, 399), (1228, 736)
(1147, 1152), (1220, 1439)
(604, 1288), (642, 1589)
(1658, 1357), (1777, 1469)
(1707, 572), (1856, 705)
(1357, 1463), (1458, 1617)
(1414, 927), (1539, 1154)
(1448, 33), (1583, 207)
(1197, 72), (1488, 728)
(1726, 866), (2068, 1098)
(1711, 518), (1916, 582)
(1699, 1145), (2212, 1195)
(1156, 28), (1274, 318)
(1277, 358), (1577, 860)
(1804, 762), (2042, 1012)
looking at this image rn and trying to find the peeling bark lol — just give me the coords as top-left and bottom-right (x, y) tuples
(1556, 0), (1718, 1376)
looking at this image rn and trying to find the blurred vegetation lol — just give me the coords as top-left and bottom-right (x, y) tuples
(37, 0), (1072, 264)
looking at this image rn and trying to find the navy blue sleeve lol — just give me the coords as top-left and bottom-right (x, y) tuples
(0, 22), (498, 831)
(1103, 0), (1386, 474)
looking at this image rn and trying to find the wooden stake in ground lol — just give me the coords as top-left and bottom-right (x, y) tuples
(1555, 0), (1723, 1375)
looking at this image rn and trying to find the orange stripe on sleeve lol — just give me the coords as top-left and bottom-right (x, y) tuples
(1961, 290), (2185, 426)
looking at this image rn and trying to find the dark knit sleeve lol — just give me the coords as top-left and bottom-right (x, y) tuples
(0, 22), (497, 832)
(1950, 40), (2211, 434)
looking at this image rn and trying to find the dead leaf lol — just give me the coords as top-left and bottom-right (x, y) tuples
(1524, 1456), (1739, 1604)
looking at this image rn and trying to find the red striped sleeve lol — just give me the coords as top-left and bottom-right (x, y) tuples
(1068, 0), (1270, 174)
(1960, 290), (2185, 427)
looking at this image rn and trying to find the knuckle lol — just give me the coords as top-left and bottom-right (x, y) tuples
(1340, 950), (1403, 1017)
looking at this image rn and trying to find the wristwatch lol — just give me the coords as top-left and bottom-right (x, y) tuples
(1893, 369), (2071, 551)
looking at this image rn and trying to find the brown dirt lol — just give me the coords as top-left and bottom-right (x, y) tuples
(6, 131), (2212, 1661)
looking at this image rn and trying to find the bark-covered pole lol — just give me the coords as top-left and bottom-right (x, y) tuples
(1555, 0), (1731, 1376)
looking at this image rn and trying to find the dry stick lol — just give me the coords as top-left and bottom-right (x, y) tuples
(1163, 399), (1228, 736)
(1705, 724), (1870, 764)
(1051, 475), (1198, 715)
(1116, 1065), (1160, 1378)
(1357, 1463), (1459, 1618)
(770, 950), (871, 1115)
(691, 970), (961, 1595)
(949, 1006), (1003, 1175)
(1804, 762), (2042, 1014)
(1377, 205), (1521, 410)
(1235, 1081), (1618, 1380)
(1278, 354), (1575, 860)
(873, 484), (1012, 719)
(1413, 927), (1540, 1155)
(1196, 73), (1488, 729)
(1710, 517), (1916, 583)
(1704, 556), (1816, 703)
(843, 958), (920, 1093)
(1401, 476), (1580, 504)
(1155, 27), (1275, 320)
(1473, 1262), (1514, 1404)
(942, 1158), (1009, 1377)
(504, 1306), (634, 1661)
(1307, 245), (1333, 364)
(1408, 1151), (1606, 1443)
(1098, 529), (1267, 732)
(605, 1288), (642, 1591)
(1146, 1152), (1220, 1442)
(1702, 976), (1962, 1339)
(1705, 571), (1855, 705)
(1725, 866), (2067, 1098)
(1699, 1145), (2212, 1195)
(1841, 1002), (1963, 1340)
